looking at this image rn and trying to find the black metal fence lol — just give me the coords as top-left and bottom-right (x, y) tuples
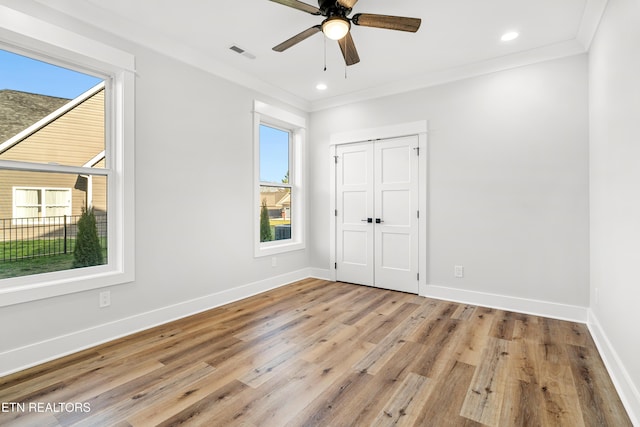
(0, 214), (107, 263)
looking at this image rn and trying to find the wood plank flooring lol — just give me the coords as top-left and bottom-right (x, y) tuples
(0, 279), (632, 426)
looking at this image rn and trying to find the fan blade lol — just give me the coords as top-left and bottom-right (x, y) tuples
(338, 32), (360, 66)
(273, 25), (322, 52)
(337, 0), (358, 9)
(352, 13), (421, 32)
(269, 0), (321, 15)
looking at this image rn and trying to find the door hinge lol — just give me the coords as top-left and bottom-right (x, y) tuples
(335, 262), (337, 269)
(417, 273), (420, 281)
(335, 209), (338, 217)
(413, 147), (420, 156)
(334, 155), (339, 164)
(417, 210), (420, 219)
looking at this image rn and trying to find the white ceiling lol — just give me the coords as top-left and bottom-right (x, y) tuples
(32, 0), (606, 111)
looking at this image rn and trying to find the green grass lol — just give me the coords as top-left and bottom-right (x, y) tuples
(0, 239), (107, 279)
(0, 253), (76, 279)
(1, 239), (71, 259)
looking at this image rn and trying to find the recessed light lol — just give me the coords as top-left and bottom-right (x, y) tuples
(316, 83), (328, 91)
(501, 31), (519, 42)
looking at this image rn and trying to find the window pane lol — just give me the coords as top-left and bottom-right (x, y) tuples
(0, 49), (105, 167)
(0, 170), (108, 278)
(259, 124), (290, 184)
(259, 186), (291, 242)
(45, 189), (71, 205)
(15, 189), (40, 206)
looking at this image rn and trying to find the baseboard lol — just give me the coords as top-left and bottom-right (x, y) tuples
(308, 267), (332, 281)
(587, 310), (640, 426)
(0, 268), (314, 377)
(422, 284), (589, 322)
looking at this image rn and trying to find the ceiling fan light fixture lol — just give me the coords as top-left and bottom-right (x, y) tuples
(322, 16), (350, 40)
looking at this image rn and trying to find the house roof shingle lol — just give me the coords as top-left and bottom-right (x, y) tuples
(0, 89), (70, 143)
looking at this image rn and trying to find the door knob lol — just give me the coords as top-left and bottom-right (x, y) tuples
(376, 218), (384, 223)
(361, 218), (373, 223)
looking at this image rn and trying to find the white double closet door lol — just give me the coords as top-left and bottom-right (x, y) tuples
(336, 135), (419, 294)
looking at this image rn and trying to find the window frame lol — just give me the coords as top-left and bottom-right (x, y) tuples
(0, 6), (135, 307)
(259, 123), (292, 243)
(253, 101), (305, 257)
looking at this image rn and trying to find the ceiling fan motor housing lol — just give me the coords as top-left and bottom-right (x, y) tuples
(318, 0), (352, 17)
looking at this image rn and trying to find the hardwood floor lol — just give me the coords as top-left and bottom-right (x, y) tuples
(0, 279), (631, 426)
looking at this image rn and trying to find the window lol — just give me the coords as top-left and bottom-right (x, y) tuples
(0, 6), (135, 306)
(13, 187), (72, 221)
(254, 101), (305, 256)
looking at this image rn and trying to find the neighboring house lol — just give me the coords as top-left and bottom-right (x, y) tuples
(0, 89), (70, 143)
(260, 188), (291, 220)
(0, 83), (106, 223)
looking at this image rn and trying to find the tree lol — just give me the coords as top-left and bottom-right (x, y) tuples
(73, 206), (104, 268)
(260, 199), (273, 242)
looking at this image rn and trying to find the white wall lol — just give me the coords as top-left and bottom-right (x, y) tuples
(310, 55), (590, 308)
(589, 0), (640, 420)
(0, 3), (310, 372)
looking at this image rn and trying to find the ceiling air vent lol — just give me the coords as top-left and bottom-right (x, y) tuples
(229, 45), (256, 60)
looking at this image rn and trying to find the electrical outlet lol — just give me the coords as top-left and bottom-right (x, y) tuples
(99, 291), (111, 308)
(454, 265), (464, 278)
(271, 257), (277, 268)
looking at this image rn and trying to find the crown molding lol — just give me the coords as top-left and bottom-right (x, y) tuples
(577, 0), (609, 50)
(309, 39), (587, 112)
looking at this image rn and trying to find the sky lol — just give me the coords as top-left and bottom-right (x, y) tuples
(260, 124), (290, 184)
(0, 48), (103, 99)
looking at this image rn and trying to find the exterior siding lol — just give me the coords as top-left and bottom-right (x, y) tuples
(0, 89), (105, 220)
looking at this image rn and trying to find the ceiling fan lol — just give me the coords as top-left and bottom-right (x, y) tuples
(270, 0), (421, 66)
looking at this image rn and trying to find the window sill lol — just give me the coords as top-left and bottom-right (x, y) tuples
(0, 266), (134, 307)
(255, 240), (305, 257)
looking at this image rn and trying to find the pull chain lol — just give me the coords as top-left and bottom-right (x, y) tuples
(323, 36), (327, 71)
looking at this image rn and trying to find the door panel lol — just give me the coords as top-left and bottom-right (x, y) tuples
(374, 136), (419, 293)
(343, 191), (367, 223)
(380, 190), (411, 225)
(342, 150), (368, 185)
(380, 144), (412, 184)
(342, 230), (369, 265)
(336, 143), (374, 286)
(381, 232), (412, 271)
